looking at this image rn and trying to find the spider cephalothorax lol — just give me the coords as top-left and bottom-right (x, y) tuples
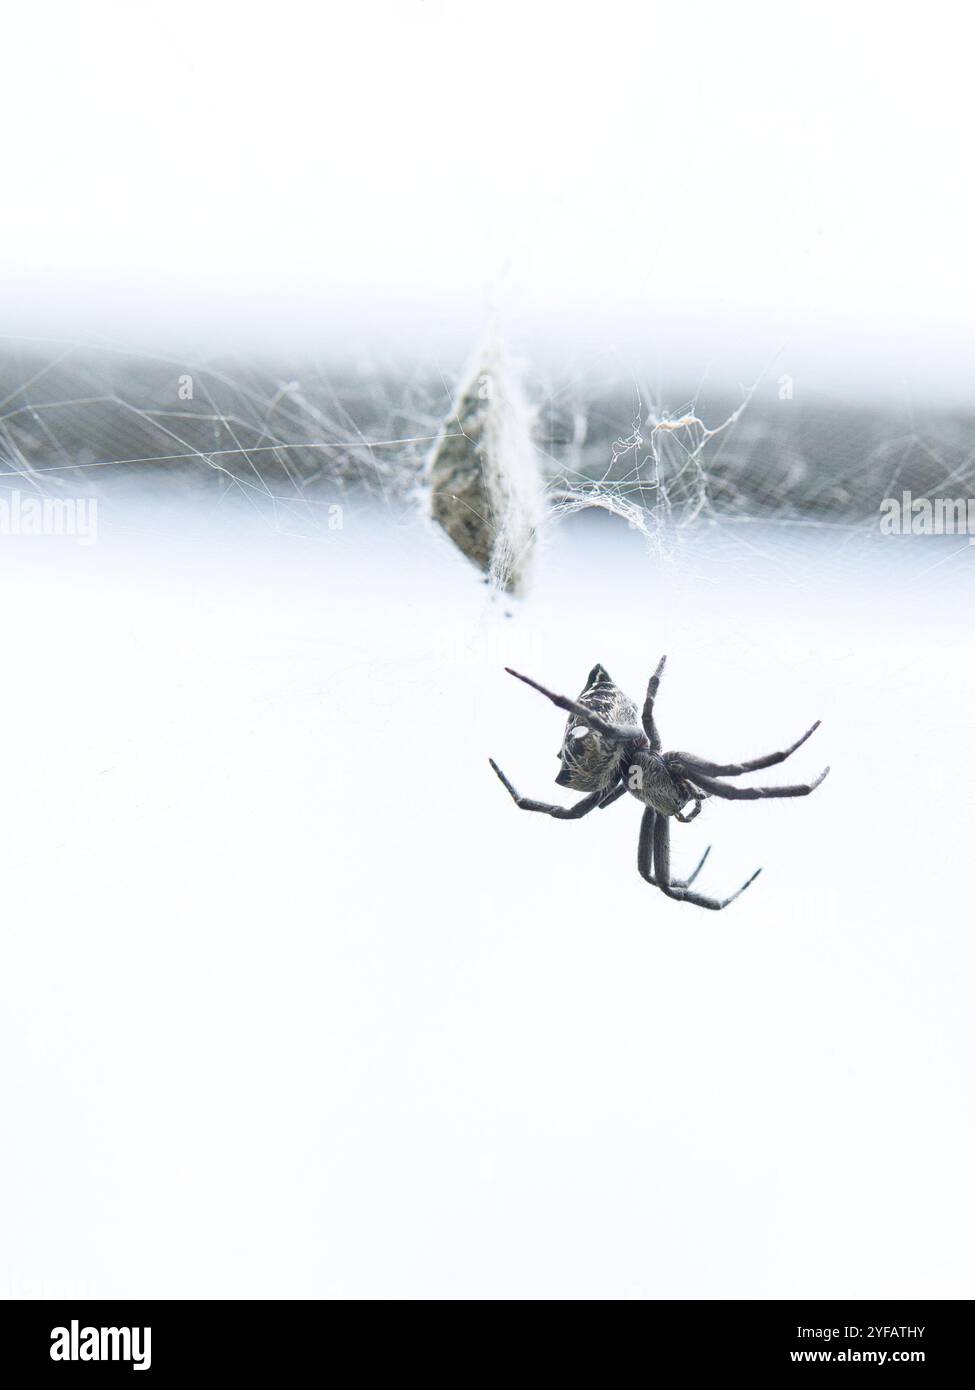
(623, 747), (705, 821)
(490, 656), (829, 911)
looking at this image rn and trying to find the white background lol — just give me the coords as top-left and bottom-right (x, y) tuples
(1, 499), (973, 1298)
(1, 1), (973, 1300)
(3, 0), (974, 396)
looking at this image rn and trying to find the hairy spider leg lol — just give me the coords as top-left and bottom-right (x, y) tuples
(636, 808), (712, 891)
(641, 655), (667, 750)
(598, 782), (628, 810)
(683, 767), (830, 800)
(641, 809), (761, 910)
(504, 668), (643, 744)
(489, 760), (619, 819)
(668, 720), (822, 778)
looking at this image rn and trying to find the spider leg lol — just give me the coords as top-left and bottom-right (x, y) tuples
(489, 759), (612, 819)
(641, 655), (666, 751)
(685, 767), (830, 800)
(651, 812), (761, 910)
(667, 721), (821, 778)
(675, 793), (704, 823)
(504, 668), (643, 743)
(598, 781), (628, 809)
(637, 808), (711, 889)
(637, 807), (656, 881)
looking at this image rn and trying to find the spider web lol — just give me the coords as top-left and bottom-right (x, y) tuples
(1, 336), (973, 588)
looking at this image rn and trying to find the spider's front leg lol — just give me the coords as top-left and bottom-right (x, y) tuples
(639, 809), (759, 910)
(489, 759), (615, 820)
(637, 809), (711, 890)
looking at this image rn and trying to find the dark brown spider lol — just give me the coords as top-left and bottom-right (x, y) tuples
(489, 657), (829, 911)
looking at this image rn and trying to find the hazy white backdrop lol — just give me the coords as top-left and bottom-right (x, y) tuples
(2, 499), (974, 1298)
(3, 0), (974, 398)
(1, 0), (974, 1300)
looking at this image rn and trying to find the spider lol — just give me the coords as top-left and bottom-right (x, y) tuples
(489, 658), (829, 911)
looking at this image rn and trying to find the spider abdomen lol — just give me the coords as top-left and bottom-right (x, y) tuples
(555, 662), (638, 791)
